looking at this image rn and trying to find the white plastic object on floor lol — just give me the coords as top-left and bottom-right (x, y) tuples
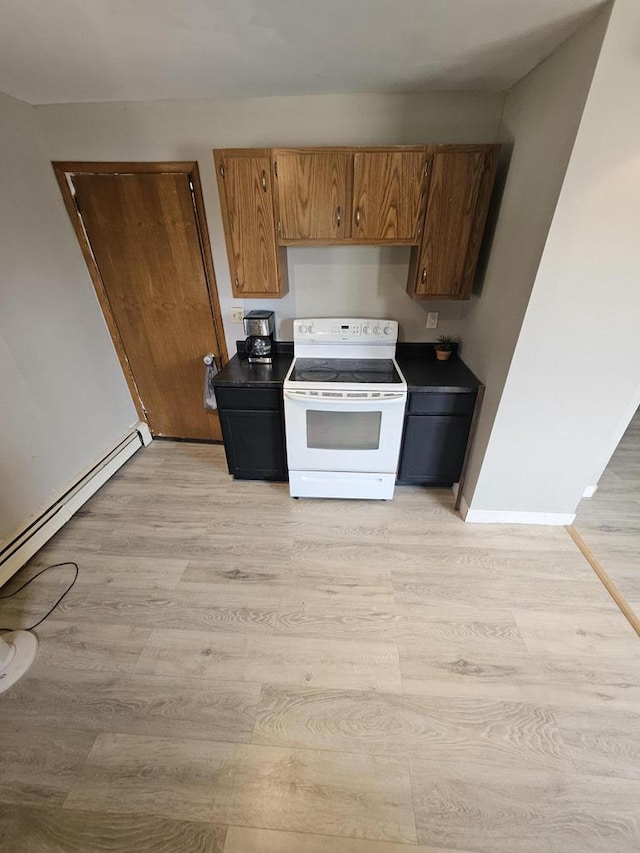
(0, 631), (38, 694)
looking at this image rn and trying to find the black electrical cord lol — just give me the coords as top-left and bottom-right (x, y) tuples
(0, 561), (79, 632)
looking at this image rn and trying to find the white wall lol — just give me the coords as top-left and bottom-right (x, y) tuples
(460, 9), (610, 506)
(468, 0), (640, 516)
(0, 91), (137, 542)
(246, 246), (470, 342)
(36, 92), (504, 351)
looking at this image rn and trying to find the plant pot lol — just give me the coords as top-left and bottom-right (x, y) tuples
(435, 348), (452, 361)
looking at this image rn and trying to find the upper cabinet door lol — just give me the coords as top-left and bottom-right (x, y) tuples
(214, 150), (286, 298)
(352, 149), (427, 242)
(275, 150), (352, 241)
(410, 146), (499, 299)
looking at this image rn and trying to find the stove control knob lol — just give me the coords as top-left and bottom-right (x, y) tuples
(383, 325), (392, 336)
(308, 324), (315, 334)
(298, 324), (308, 334)
(373, 326), (382, 336)
(363, 325), (371, 335)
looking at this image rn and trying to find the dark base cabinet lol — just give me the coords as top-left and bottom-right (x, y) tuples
(215, 387), (287, 481)
(214, 383), (477, 487)
(397, 392), (475, 486)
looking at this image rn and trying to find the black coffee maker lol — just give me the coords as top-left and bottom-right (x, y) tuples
(243, 310), (275, 364)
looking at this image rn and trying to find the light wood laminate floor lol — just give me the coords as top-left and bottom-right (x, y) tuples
(0, 441), (639, 852)
(574, 407), (640, 618)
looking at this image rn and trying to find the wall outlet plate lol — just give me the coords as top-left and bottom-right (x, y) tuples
(426, 312), (439, 329)
(231, 307), (244, 323)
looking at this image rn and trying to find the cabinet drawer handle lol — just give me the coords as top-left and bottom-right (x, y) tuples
(421, 268), (427, 284)
(336, 206), (341, 227)
(261, 170), (267, 191)
(355, 206), (361, 227)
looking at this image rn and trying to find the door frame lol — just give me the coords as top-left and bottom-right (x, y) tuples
(52, 160), (229, 425)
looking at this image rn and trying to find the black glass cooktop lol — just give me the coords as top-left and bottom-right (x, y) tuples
(289, 358), (403, 384)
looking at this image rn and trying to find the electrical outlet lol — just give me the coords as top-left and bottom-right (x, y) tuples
(231, 307), (244, 323)
(426, 312), (439, 329)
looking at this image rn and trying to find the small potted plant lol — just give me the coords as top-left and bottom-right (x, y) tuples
(435, 335), (455, 361)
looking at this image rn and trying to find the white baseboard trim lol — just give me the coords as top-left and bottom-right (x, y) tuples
(459, 495), (575, 525)
(582, 485), (598, 498)
(137, 421), (153, 446)
(0, 422), (149, 587)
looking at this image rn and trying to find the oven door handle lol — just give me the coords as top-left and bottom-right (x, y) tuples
(284, 390), (406, 403)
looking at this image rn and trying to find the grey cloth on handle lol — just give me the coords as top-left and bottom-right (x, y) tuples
(203, 354), (218, 410)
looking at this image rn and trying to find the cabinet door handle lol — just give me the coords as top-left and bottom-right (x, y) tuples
(261, 170), (267, 192)
(336, 206), (341, 227)
(421, 268), (427, 284)
(355, 206), (361, 227)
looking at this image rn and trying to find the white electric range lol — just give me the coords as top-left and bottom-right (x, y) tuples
(283, 318), (407, 500)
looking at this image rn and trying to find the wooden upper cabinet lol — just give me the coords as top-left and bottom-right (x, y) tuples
(214, 149), (286, 298)
(213, 144), (500, 302)
(275, 150), (352, 241)
(352, 149), (427, 242)
(409, 146), (499, 300)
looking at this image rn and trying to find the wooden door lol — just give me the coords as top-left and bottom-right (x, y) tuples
(214, 150), (285, 298)
(410, 147), (499, 299)
(69, 171), (223, 440)
(352, 149), (427, 241)
(274, 150), (351, 241)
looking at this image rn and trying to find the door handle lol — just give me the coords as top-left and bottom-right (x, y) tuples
(355, 206), (361, 227)
(284, 390), (405, 403)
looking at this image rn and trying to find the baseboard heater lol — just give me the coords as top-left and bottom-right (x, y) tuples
(0, 424), (150, 587)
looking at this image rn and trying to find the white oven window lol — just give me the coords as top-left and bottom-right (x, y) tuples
(306, 410), (382, 451)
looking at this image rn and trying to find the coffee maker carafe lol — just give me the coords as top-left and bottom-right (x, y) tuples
(243, 310), (275, 364)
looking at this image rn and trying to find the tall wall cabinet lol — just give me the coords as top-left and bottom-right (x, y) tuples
(213, 144), (499, 301)
(214, 149), (288, 299)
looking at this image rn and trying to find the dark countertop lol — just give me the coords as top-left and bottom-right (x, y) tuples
(213, 351), (293, 387)
(395, 345), (482, 392)
(213, 342), (481, 392)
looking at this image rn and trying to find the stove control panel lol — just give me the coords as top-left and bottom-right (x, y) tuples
(294, 318), (398, 344)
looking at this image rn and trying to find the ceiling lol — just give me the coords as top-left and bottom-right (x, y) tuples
(0, 0), (607, 105)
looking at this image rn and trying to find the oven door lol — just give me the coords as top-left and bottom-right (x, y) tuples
(284, 389), (406, 474)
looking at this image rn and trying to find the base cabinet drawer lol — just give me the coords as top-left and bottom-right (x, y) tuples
(398, 414), (472, 485)
(215, 386), (282, 411)
(219, 408), (287, 480)
(408, 391), (476, 415)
